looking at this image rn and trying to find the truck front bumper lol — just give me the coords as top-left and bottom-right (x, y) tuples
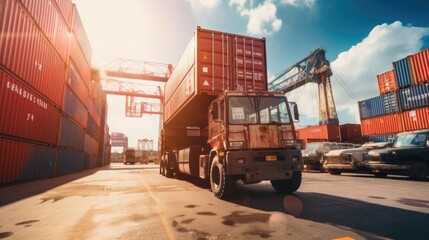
(225, 149), (303, 181)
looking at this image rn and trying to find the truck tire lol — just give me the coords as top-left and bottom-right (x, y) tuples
(210, 156), (234, 199)
(409, 162), (428, 180)
(328, 169), (342, 175)
(160, 162), (165, 176)
(271, 171), (302, 194)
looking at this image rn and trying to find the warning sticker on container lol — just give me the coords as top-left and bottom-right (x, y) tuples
(203, 67), (208, 73)
(231, 107), (245, 120)
(203, 80), (209, 86)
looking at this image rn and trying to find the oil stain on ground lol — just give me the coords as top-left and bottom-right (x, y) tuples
(15, 220), (39, 226)
(0, 232), (13, 239)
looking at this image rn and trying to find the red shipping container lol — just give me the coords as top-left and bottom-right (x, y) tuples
(0, 70), (61, 145)
(401, 106), (429, 131)
(19, 0), (71, 63)
(340, 123), (362, 141)
(66, 60), (90, 108)
(377, 69), (397, 95)
(296, 124), (340, 142)
(0, 138), (55, 185)
(164, 27), (267, 127)
(71, 5), (93, 66)
(0, 0), (66, 107)
(360, 113), (402, 136)
(54, 0), (74, 29)
(409, 49), (429, 85)
(69, 32), (92, 87)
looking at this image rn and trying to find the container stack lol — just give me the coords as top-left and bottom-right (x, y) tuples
(0, 0), (110, 185)
(359, 49), (429, 142)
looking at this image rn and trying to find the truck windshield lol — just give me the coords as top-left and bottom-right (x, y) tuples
(393, 133), (427, 147)
(228, 96), (291, 125)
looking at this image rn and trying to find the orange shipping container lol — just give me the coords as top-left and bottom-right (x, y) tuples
(409, 49), (429, 85)
(401, 106), (429, 131)
(296, 124), (340, 142)
(360, 113), (402, 136)
(377, 69), (397, 95)
(164, 27), (268, 127)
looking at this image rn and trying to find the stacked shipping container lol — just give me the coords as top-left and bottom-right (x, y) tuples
(0, 0), (110, 185)
(359, 48), (429, 141)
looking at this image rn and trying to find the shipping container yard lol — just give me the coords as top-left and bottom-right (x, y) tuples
(1, 1), (429, 239)
(0, 0), (428, 185)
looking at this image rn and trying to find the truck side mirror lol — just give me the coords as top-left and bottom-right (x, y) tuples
(289, 102), (299, 122)
(211, 101), (219, 120)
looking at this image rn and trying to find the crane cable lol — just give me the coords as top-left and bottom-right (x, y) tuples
(331, 71), (358, 102)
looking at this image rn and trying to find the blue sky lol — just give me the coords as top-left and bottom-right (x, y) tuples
(73, 0), (429, 150)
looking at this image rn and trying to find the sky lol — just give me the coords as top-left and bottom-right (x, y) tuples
(72, 0), (429, 151)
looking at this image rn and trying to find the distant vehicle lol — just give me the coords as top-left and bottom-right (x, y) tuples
(365, 129), (429, 180)
(124, 148), (137, 165)
(323, 148), (372, 176)
(360, 142), (391, 150)
(302, 142), (343, 171)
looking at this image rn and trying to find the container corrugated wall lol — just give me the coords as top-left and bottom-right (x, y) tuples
(87, 115), (100, 139)
(58, 116), (85, 151)
(401, 106), (429, 131)
(67, 60), (90, 108)
(54, 0), (74, 29)
(360, 113), (402, 136)
(339, 124), (362, 142)
(1, 69), (61, 144)
(63, 85), (88, 128)
(71, 5), (92, 66)
(398, 83), (429, 111)
(297, 124), (340, 142)
(0, 138), (55, 185)
(409, 49), (429, 85)
(164, 27), (267, 127)
(56, 148), (83, 175)
(377, 69), (397, 95)
(0, 0), (66, 107)
(19, 0), (70, 62)
(393, 56), (413, 89)
(69, 30), (92, 86)
(358, 92), (399, 119)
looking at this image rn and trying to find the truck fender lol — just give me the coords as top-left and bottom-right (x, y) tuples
(209, 149), (225, 165)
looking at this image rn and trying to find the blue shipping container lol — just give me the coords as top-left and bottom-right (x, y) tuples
(359, 92), (399, 119)
(363, 134), (396, 143)
(59, 116), (85, 150)
(56, 148), (83, 175)
(393, 57), (413, 88)
(63, 86), (88, 128)
(0, 138), (55, 185)
(399, 83), (429, 110)
(87, 115), (100, 139)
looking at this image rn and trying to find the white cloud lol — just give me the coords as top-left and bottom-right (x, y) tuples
(331, 21), (429, 123)
(186, 0), (221, 9)
(229, 0), (282, 36)
(280, 0), (316, 8)
(286, 21), (429, 125)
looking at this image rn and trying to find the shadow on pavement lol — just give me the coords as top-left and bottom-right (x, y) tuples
(227, 184), (429, 240)
(0, 168), (101, 207)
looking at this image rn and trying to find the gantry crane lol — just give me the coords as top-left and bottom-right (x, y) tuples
(268, 48), (339, 125)
(91, 57), (172, 117)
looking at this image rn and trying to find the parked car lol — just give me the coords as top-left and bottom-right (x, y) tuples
(323, 148), (371, 175)
(365, 129), (429, 180)
(361, 142), (391, 150)
(302, 142), (342, 171)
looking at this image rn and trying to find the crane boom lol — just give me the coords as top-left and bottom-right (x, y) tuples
(268, 48), (339, 125)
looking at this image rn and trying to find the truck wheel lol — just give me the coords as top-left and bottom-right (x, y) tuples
(374, 172), (387, 178)
(328, 169), (341, 175)
(210, 156), (234, 199)
(165, 164), (174, 178)
(271, 171), (302, 194)
(409, 162), (428, 180)
(160, 162), (165, 176)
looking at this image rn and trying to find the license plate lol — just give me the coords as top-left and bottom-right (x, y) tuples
(266, 155), (277, 161)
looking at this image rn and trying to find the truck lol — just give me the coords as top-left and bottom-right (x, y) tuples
(159, 27), (303, 199)
(123, 148), (137, 165)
